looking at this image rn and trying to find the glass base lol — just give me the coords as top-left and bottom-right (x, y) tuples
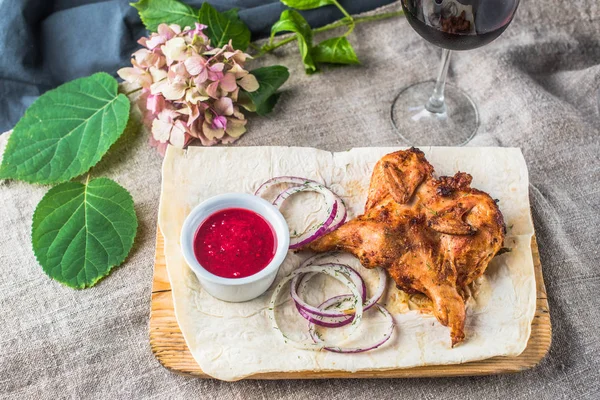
(390, 81), (479, 146)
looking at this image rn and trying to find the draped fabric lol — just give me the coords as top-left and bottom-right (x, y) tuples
(0, 1), (599, 399)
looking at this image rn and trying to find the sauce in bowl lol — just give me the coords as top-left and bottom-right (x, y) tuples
(193, 208), (277, 278)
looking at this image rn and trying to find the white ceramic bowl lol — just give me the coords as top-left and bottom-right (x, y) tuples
(180, 193), (289, 302)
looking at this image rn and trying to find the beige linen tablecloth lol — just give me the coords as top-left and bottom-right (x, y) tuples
(1, 1), (599, 398)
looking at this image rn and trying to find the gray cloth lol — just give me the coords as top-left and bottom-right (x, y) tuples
(1, 1), (600, 399)
(0, 0), (394, 133)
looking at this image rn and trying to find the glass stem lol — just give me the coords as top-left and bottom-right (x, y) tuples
(425, 49), (452, 114)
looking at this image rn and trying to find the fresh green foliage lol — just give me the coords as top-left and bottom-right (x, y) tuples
(280, 0), (333, 10)
(198, 3), (251, 50)
(32, 178), (138, 289)
(312, 36), (359, 65)
(131, 0), (197, 32)
(242, 66), (290, 115)
(255, 93), (282, 116)
(271, 10), (316, 73)
(267, 0), (362, 72)
(131, 0), (402, 75)
(0, 73), (130, 184)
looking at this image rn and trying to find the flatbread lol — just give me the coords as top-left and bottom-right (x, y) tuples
(158, 146), (536, 381)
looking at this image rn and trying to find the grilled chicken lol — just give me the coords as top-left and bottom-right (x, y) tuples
(306, 148), (505, 346)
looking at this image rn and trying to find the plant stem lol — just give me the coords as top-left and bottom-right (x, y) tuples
(255, 10), (403, 58)
(330, 0), (355, 36)
(314, 10), (403, 34)
(259, 35), (298, 54)
(124, 86), (143, 96)
(248, 42), (261, 51)
(331, 0), (354, 24)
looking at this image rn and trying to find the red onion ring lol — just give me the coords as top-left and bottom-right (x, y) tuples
(272, 182), (346, 249)
(291, 263), (366, 318)
(295, 304), (354, 328)
(280, 197), (337, 250)
(255, 177), (348, 249)
(268, 264), (364, 351)
(298, 254), (388, 314)
(324, 196), (347, 234)
(308, 299), (395, 354)
(254, 176), (320, 198)
(294, 273), (355, 327)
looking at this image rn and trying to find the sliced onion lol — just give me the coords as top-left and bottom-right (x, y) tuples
(268, 264), (364, 351)
(285, 200), (337, 250)
(254, 176), (320, 198)
(324, 196), (347, 234)
(255, 177), (348, 249)
(296, 304), (353, 328)
(261, 177), (395, 353)
(298, 254), (388, 314)
(291, 263), (367, 318)
(308, 300), (395, 353)
(363, 268), (387, 311)
(294, 272), (355, 327)
(273, 182), (347, 249)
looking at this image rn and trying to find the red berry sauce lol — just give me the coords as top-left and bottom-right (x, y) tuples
(193, 208), (277, 278)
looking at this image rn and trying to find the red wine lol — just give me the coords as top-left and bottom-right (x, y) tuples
(401, 0), (519, 51)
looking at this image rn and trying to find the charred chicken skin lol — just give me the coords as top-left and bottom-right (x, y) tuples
(306, 148), (505, 346)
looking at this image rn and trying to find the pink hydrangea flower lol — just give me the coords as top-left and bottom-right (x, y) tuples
(118, 23), (259, 154)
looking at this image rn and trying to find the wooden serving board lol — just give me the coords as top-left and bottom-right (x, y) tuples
(150, 229), (551, 379)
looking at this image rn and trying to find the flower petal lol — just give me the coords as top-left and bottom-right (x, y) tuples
(162, 37), (187, 63)
(212, 115), (227, 130)
(238, 74), (259, 92)
(169, 121), (189, 148)
(203, 120), (225, 139)
(186, 103), (200, 126)
(206, 81), (220, 98)
(151, 118), (172, 143)
(184, 55), (206, 76)
(209, 63), (224, 72)
(225, 117), (247, 138)
(146, 35), (166, 50)
(157, 24), (176, 40)
(138, 37), (149, 48)
(220, 134), (240, 144)
(168, 24), (182, 35)
(161, 81), (187, 101)
(117, 67), (138, 83)
(229, 63), (248, 79)
(214, 97), (234, 116)
(146, 94), (165, 114)
(220, 73), (238, 93)
(149, 67), (167, 82)
(157, 109), (179, 123)
(230, 87), (239, 102)
(169, 62), (190, 79)
(207, 69), (224, 82)
(117, 67), (152, 88)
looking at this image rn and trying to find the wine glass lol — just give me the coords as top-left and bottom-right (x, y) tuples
(391, 0), (520, 146)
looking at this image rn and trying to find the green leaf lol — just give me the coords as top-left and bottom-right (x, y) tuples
(131, 0), (198, 32)
(312, 36), (359, 65)
(198, 3), (251, 50)
(32, 178), (138, 289)
(222, 7), (240, 20)
(255, 93), (282, 116)
(241, 66), (290, 115)
(271, 10), (317, 73)
(280, 0), (333, 10)
(0, 73), (130, 184)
